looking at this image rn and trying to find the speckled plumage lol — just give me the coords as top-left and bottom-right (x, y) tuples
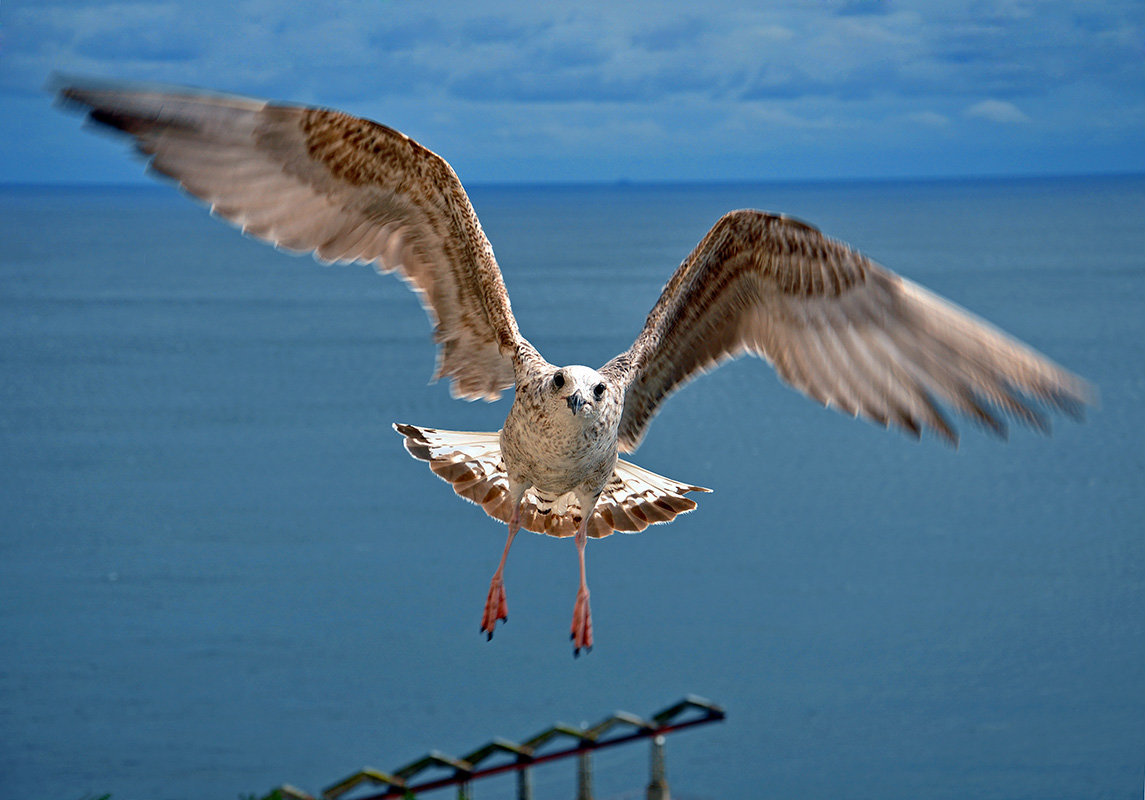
(57, 78), (1094, 654)
(502, 364), (621, 496)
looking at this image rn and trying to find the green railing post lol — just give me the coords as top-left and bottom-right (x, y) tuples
(516, 765), (533, 800)
(576, 748), (594, 800)
(646, 734), (669, 800)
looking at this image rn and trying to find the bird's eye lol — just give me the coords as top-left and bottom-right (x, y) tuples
(552, 372), (565, 390)
(593, 383), (606, 399)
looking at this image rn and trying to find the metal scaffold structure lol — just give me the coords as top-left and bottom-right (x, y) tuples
(264, 696), (725, 800)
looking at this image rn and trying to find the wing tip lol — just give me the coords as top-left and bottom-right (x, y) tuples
(1052, 376), (1099, 419)
(49, 73), (270, 111)
(47, 72), (108, 111)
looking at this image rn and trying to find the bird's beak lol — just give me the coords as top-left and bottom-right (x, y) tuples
(566, 391), (586, 415)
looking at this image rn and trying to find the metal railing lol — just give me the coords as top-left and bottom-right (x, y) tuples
(264, 695), (725, 800)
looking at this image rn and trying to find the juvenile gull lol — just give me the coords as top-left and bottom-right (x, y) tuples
(55, 79), (1094, 655)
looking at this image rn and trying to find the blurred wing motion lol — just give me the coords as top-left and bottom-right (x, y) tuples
(603, 210), (1094, 451)
(54, 78), (525, 401)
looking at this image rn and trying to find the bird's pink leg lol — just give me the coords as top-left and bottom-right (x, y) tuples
(482, 490), (526, 640)
(570, 500), (598, 656)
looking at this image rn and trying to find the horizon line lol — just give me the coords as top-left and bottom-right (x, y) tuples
(2, 168), (1142, 193)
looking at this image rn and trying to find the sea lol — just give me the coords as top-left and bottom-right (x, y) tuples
(1, 177), (1143, 800)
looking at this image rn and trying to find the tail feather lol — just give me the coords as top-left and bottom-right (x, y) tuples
(393, 423), (709, 539)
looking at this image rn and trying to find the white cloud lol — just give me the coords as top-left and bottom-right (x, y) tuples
(964, 99), (1030, 123)
(9, 0), (1145, 182)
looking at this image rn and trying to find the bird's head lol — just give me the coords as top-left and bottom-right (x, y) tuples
(546, 365), (615, 425)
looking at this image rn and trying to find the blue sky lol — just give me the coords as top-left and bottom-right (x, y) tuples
(2, 0), (1143, 184)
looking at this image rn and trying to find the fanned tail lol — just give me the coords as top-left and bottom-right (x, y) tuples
(393, 423), (709, 539)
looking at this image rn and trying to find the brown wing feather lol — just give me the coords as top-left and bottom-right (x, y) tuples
(55, 79), (528, 400)
(602, 209), (1094, 451)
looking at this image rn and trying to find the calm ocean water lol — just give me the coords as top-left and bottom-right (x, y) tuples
(1, 177), (1143, 800)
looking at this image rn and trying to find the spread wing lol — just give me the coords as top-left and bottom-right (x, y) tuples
(602, 209), (1095, 452)
(54, 77), (528, 401)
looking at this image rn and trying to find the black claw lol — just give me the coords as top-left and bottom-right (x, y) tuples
(486, 631), (493, 642)
(573, 647), (581, 658)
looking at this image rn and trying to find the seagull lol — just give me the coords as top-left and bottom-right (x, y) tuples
(55, 78), (1094, 655)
